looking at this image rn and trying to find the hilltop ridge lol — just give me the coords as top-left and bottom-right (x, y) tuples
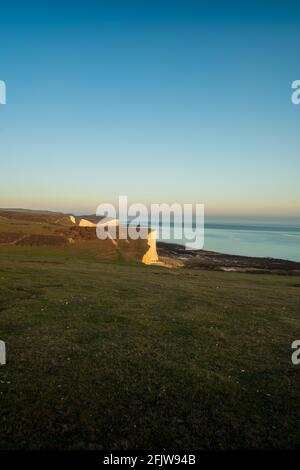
(0, 209), (159, 265)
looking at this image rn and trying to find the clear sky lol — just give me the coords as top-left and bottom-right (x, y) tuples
(0, 0), (299, 218)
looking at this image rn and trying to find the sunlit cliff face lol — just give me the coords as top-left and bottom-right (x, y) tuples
(142, 230), (159, 265)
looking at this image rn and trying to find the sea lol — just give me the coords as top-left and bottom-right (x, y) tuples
(150, 219), (300, 262)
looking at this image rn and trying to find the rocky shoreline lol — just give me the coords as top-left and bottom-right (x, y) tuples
(157, 242), (300, 275)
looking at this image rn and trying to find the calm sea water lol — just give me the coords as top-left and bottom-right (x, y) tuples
(152, 222), (300, 262)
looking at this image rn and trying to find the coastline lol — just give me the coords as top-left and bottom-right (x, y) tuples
(157, 241), (300, 275)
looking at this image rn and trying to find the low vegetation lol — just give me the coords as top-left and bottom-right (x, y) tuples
(0, 243), (300, 449)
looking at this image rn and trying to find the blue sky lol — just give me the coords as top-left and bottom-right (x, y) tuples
(0, 0), (299, 218)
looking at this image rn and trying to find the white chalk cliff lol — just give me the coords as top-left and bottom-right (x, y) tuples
(78, 218), (97, 227)
(69, 214), (159, 265)
(142, 230), (159, 265)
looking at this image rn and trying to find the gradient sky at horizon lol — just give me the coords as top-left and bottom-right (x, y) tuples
(0, 0), (300, 219)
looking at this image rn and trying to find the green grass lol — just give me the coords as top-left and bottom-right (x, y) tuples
(0, 246), (300, 449)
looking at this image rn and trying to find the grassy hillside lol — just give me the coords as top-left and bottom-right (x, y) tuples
(0, 210), (150, 264)
(0, 245), (300, 449)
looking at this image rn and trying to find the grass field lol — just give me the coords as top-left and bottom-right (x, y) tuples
(0, 246), (300, 449)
